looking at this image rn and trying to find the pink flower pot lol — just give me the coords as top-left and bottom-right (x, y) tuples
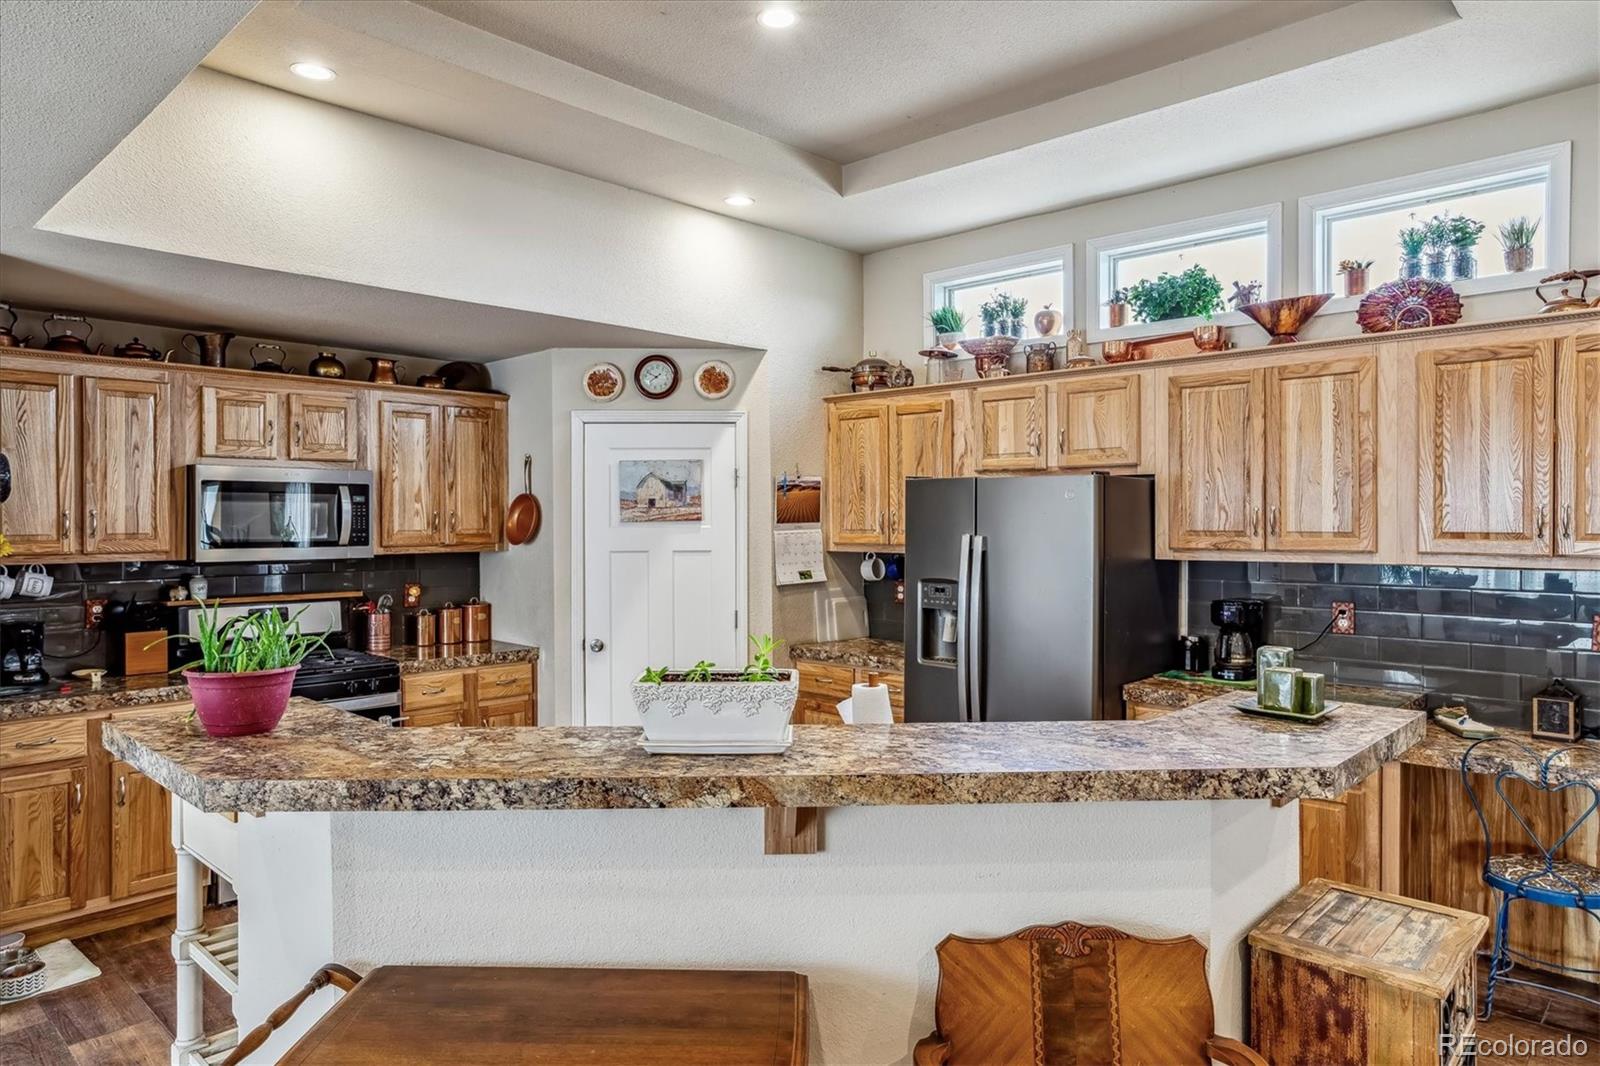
(184, 666), (299, 737)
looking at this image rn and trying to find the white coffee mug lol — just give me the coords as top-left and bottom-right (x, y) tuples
(0, 567), (14, 599)
(860, 552), (885, 582)
(17, 564), (52, 598)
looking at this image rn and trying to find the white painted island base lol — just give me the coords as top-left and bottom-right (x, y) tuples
(207, 798), (1300, 1064)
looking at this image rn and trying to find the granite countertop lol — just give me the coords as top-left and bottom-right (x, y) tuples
(0, 641), (540, 722)
(1122, 674), (1428, 711)
(1400, 724), (1598, 785)
(102, 694), (1424, 814)
(788, 638), (905, 673)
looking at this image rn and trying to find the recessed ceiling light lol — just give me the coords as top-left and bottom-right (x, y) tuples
(724, 194), (755, 207)
(757, 7), (797, 29)
(289, 62), (336, 81)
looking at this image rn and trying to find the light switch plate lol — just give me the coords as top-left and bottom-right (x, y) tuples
(1331, 602), (1356, 635)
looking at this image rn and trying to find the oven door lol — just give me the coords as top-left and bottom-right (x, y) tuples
(192, 465), (372, 562)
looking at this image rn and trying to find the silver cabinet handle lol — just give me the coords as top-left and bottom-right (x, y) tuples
(1536, 506), (1546, 539)
(379, 715), (409, 726)
(267, 418), (275, 446)
(589, 639), (605, 652)
(1250, 507), (1261, 538)
(16, 736), (58, 749)
(494, 677), (516, 687)
(879, 509), (886, 532)
(88, 509), (97, 537)
(294, 422), (304, 450)
(73, 782), (82, 812)
(1563, 505), (1573, 541)
(1269, 506), (1279, 538)
(431, 510), (439, 533)
(450, 511), (458, 533)
(420, 685), (445, 696)
(117, 775), (127, 807)
(62, 510), (70, 538)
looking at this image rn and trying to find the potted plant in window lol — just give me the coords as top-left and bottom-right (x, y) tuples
(926, 306), (967, 349)
(1124, 265), (1225, 324)
(1106, 288), (1130, 328)
(1397, 225), (1427, 280)
(630, 635), (798, 751)
(1447, 215), (1486, 280)
(1004, 293), (1028, 338)
(979, 296), (1002, 337)
(1422, 216), (1452, 281)
(175, 603), (328, 737)
(1496, 216), (1539, 273)
(1337, 259), (1373, 298)
(1228, 280), (1262, 311)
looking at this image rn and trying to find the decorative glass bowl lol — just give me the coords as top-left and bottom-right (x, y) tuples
(1238, 294), (1333, 344)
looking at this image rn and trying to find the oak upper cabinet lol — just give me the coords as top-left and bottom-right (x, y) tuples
(1557, 331), (1600, 557)
(1416, 337), (1553, 556)
(199, 385), (280, 459)
(109, 760), (176, 900)
(825, 402), (890, 547)
(1166, 369), (1264, 550)
(444, 405), (502, 549)
(0, 368), (74, 557)
(886, 395), (953, 544)
(971, 382), (1048, 472)
(1263, 355), (1377, 553)
(0, 763), (88, 926)
(80, 376), (173, 556)
(1052, 373), (1140, 469)
(288, 392), (359, 463)
(379, 400), (443, 548)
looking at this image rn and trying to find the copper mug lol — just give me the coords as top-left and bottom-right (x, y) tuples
(464, 598), (491, 644)
(438, 603), (464, 645)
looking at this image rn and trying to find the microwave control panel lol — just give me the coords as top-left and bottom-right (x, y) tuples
(351, 487), (371, 545)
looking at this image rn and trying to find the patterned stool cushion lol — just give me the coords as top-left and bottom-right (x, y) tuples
(1485, 853), (1600, 904)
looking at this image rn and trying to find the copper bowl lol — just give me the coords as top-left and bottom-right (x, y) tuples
(956, 336), (1018, 359)
(1101, 340), (1135, 363)
(1238, 294), (1332, 344)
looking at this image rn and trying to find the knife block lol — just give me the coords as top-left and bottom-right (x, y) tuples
(112, 629), (170, 677)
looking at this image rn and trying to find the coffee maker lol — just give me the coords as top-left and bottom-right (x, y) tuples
(1211, 599), (1266, 681)
(0, 621), (48, 688)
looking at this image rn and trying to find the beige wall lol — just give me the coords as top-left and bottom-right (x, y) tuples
(863, 85), (1600, 365)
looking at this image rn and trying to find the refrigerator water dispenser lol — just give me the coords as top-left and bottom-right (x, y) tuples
(917, 580), (960, 665)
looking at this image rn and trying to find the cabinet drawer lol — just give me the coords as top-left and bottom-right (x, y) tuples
(475, 663), (532, 700)
(796, 662), (855, 702)
(404, 706), (460, 728)
(793, 698), (843, 726)
(478, 697), (533, 728)
(0, 718), (89, 770)
(402, 671), (467, 711)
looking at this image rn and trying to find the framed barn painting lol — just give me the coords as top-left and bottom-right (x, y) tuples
(619, 459), (703, 523)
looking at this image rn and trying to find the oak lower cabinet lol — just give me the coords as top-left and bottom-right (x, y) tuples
(1298, 770), (1381, 890)
(379, 399), (506, 551)
(0, 762), (88, 926)
(1557, 330), (1600, 557)
(1052, 373), (1140, 469)
(109, 760), (177, 899)
(0, 368), (75, 556)
(400, 662), (537, 727)
(1166, 369), (1264, 550)
(970, 381), (1048, 472)
(825, 402), (891, 548)
(794, 660), (904, 724)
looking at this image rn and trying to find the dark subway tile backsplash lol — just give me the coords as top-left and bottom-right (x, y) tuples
(1189, 561), (1600, 731)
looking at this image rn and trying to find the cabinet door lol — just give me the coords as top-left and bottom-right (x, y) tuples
(0, 763), (86, 925)
(199, 385), (280, 459)
(1417, 339), (1553, 555)
(971, 382), (1048, 472)
(110, 760), (176, 899)
(1264, 355), (1377, 553)
(1557, 332), (1600, 557)
(887, 395), (952, 544)
(825, 403), (890, 547)
(379, 401), (443, 548)
(478, 698), (534, 727)
(1053, 374), (1140, 469)
(0, 369), (75, 556)
(289, 392), (359, 463)
(1299, 770), (1380, 889)
(1166, 370), (1264, 550)
(444, 406), (501, 548)
(81, 377), (172, 556)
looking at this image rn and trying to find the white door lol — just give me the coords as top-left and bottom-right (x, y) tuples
(581, 420), (744, 726)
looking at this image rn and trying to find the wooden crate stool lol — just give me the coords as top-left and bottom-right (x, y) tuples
(1249, 879), (1488, 1066)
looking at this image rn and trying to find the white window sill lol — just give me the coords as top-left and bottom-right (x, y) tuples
(1088, 309), (1254, 343)
(1319, 267), (1557, 315)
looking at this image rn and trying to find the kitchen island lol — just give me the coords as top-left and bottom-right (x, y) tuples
(105, 697), (1424, 1064)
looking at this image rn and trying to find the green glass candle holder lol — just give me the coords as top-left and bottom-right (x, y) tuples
(1259, 666), (1301, 712)
(1295, 672), (1326, 715)
(1256, 646), (1295, 703)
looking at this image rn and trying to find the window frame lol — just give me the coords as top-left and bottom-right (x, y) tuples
(922, 245), (1074, 349)
(1298, 142), (1571, 315)
(1086, 203), (1283, 341)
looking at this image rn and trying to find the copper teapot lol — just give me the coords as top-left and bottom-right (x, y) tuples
(113, 337), (175, 361)
(40, 313), (106, 355)
(1536, 270), (1599, 313)
(0, 303), (29, 348)
(249, 343), (290, 372)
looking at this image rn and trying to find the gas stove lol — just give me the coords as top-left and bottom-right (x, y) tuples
(292, 648), (401, 722)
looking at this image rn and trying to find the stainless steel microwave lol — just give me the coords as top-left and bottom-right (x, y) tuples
(190, 465), (373, 562)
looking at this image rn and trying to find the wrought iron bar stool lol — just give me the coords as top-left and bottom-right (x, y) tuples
(1461, 737), (1600, 1019)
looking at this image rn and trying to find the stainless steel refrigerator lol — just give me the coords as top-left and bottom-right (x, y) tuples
(903, 473), (1177, 722)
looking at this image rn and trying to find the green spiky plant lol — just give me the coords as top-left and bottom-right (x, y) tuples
(640, 665), (669, 685)
(1496, 215), (1539, 251)
(1397, 225), (1428, 257)
(683, 660), (716, 682)
(157, 601), (328, 674)
(743, 634), (783, 682)
(927, 306), (967, 335)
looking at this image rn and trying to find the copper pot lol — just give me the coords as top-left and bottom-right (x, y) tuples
(40, 314), (105, 355)
(464, 599), (491, 644)
(368, 357), (403, 385)
(438, 603), (464, 645)
(307, 351), (346, 378)
(821, 355), (891, 392)
(1191, 324), (1227, 352)
(113, 337), (175, 361)
(416, 373), (446, 389)
(0, 304), (29, 349)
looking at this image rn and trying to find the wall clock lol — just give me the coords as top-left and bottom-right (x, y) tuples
(634, 354), (680, 399)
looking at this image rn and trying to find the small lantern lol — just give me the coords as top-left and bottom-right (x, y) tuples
(403, 582), (423, 609)
(1530, 678), (1583, 742)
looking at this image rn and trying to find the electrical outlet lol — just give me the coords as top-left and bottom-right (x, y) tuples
(1331, 601), (1356, 635)
(84, 598), (108, 630)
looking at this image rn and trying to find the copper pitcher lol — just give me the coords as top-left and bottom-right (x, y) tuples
(367, 357), (403, 385)
(181, 331), (234, 368)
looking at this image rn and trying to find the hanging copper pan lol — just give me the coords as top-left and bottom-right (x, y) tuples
(506, 454), (542, 545)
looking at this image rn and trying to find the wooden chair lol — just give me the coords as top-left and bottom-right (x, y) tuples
(914, 921), (1267, 1066)
(221, 964), (363, 1065)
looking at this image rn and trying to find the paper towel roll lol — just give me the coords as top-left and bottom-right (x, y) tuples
(849, 683), (894, 725)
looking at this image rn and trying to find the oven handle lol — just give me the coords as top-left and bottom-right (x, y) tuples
(318, 691), (401, 712)
(338, 485), (353, 547)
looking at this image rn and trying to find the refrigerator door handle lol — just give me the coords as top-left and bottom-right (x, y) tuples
(955, 533), (973, 723)
(968, 534), (987, 722)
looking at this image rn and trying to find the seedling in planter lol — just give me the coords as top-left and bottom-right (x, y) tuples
(743, 634), (783, 682)
(641, 665), (669, 684)
(683, 660), (716, 682)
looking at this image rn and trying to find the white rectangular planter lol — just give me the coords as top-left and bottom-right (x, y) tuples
(630, 671), (799, 744)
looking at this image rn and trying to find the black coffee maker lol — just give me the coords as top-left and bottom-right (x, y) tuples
(0, 621), (48, 687)
(1211, 599), (1266, 681)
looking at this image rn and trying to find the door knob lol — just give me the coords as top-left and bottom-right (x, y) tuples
(588, 639), (605, 652)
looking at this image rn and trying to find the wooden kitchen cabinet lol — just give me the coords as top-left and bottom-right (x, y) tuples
(0, 368), (74, 557)
(1557, 331), (1600, 557)
(1166, 369), (1264, 551)
(1263, 355), (1377, 553)
(825, 402), (890, 547)
(109, 760), (176, 899)
(199, 385), (281, 460)
(971, 381), (1048, 472)
(1052, 373), (1140, 469)
(379, 400), (444, 549)
(887, 395), (953, 544)
(401, 663), (537, 728)
(379, 399), (503, 551)
(1298, 769), (1381, 889)
(289, 391), (360, 463)
(1416, 337), (1554, 556)
(0, 762), (88, 926)
(444, 405), (503, 549)
(80, 375), (173, 556)
(793, 661), (904, 724)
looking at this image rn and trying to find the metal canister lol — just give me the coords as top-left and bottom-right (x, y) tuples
(464, 598), (491, 644)
(366, 594), (394, 653)
(438, 602), (464, 646)
(348, 600), (374, 651)
(407, 608), (437, 648)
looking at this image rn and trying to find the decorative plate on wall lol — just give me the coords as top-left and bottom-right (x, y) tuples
(694, 359), (735, 400)
(634, 354), (680, 399)
(1355, 279), (1463, 333)
(582, 362), (625, 402)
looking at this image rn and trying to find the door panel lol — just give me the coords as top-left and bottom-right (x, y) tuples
(0, 764), (86, 925)
(583, 422), (740, 726)
(110, 761), (176, 899)
(81, 377), (172, 555)
(1558, 332), (1600, 557)
(444, 406), (500, 548)
(0, 369), (74, 555)
(199, 386), (280, 459)
(379, 401), (442, 548)
(902, 477), (975, 724)
(1417, 339), (1553, 555)
(1167, 370), (1263, 550)
(1265, 355), (1376, 552)
(972, 383), (1048, 472)
(887, 396), (952, 544)
(825, 403), (889, 547)
(289, 392), (359, 463)
(1054, 374), (1140, 469)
